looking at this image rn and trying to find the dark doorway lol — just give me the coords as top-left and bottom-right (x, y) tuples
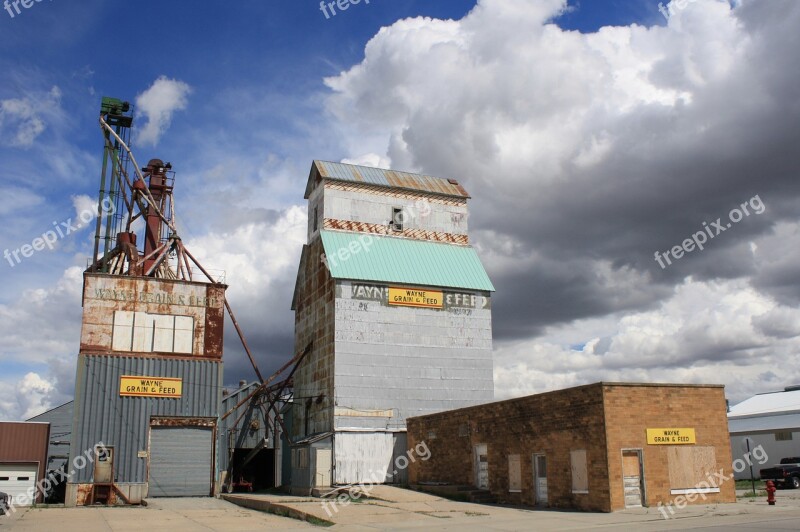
(229, 448), (275, 492)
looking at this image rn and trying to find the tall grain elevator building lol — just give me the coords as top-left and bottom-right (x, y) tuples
(66, 101), (228, 505)
(290, 161), (494, 491)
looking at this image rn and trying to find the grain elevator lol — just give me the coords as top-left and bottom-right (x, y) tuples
(289, 161), (494, 492)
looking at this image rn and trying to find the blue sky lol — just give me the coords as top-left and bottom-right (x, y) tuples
(3, 0), (800, 421)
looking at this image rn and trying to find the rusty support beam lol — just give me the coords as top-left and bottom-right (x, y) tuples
(224, 298), (265, 383)
(143, 239), (174, 277)
(181, 242), (194, 281)
(182, 245), (217, 284)
(221, 342), (312, 421)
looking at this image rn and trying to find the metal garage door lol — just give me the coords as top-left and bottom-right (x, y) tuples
(0, 464), (38, 506)
(149, 427), (213, 497)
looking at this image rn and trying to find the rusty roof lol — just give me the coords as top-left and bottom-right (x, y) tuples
(304, 160), (470, 199)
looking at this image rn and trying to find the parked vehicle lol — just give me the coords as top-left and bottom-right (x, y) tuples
(760, 457), (800, 489)
(0, 491), (9, 515)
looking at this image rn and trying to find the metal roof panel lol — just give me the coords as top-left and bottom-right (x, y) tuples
(307, 161), (470, 199)
(728, 389), (800, 418)
(320, 231), (494, 292)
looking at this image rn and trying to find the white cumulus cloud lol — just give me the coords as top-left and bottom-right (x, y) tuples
(135, 76), (192, 146)
(0, 86), (62, 147)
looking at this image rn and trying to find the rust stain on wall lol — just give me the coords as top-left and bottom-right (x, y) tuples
(323, 218), (469, 245)
(80, 273), (227, 359)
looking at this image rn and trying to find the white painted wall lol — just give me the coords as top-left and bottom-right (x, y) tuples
(324, 187), (469, 235)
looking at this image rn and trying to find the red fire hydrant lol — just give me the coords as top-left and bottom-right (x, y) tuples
(766, 480), (776, 505)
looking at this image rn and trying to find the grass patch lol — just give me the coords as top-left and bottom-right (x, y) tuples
(413, 511), (453, 519)
(738, 490), (767, 500)
(306, 515), (335, 527)
(735, 480), (765, 490)
(266, 506), (334, 527)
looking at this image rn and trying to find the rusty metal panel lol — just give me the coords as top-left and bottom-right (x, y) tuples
(307, 161), (470, 199)
(323, 218), (469, 245)
(27, 401), (74, 472)
(69, 354), (222, 485)
(81, 274), (226, 359)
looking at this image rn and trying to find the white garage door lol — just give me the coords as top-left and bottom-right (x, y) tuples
(0, 464), (38, 507)
(149, 426), (213, 497)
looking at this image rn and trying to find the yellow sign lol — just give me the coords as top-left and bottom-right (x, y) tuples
(647, 428), (696, 445)
(388, 287), (443, 309)
(120, 376), (183, 398)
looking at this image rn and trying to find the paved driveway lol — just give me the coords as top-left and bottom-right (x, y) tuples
(0, 497), (316, 532)
(3, 488), (800, 531)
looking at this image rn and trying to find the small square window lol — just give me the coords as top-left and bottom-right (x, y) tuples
(776, 431), (793, 441)
(391, 207), (404, 231)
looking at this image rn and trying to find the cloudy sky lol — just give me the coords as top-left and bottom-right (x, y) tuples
(1, 0), (798, 421)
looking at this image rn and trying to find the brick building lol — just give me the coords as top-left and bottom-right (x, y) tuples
(289, 160), (494, 492)
(407, 382), (736, 512)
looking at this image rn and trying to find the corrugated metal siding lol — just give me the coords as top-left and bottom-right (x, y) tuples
(307, 161), (470, 199)
(218, 383), (273, 473)
(320, 231), (495, 291)
(70, 355), (221, 484)
(148, 426), (213, 497)
(28, 401), (74, 471)
(0, 423), (50, 462)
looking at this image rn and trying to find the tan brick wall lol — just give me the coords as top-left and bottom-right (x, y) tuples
(408, 383), (736, 513)
(292, 238), (336, 438)
(602, 384), (736, 510)
(409, 384), (611, 511)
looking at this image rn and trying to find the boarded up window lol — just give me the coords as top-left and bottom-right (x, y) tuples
(622, 451), (641, 478)
(294, 448), (309, 468)
(571, 449), (589, 493)
(112, 311), (194, 354)
(508, 454), (522, 492)
(668, 446), (718, 490)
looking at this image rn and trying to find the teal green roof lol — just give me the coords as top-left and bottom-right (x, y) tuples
(320, 230), (494, 292)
